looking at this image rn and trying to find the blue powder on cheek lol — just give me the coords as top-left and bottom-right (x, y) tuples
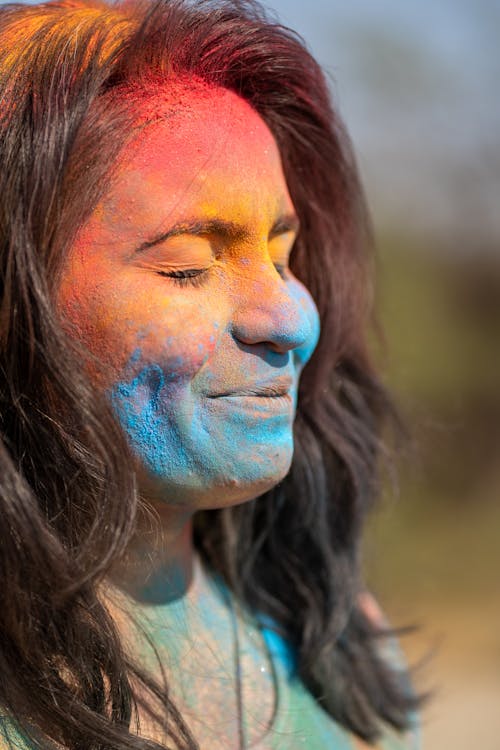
(109, 350), (189, 477)
(111, 363), (165, 467)
(129, 347), (142, 365)
(110, 341), (296, 487)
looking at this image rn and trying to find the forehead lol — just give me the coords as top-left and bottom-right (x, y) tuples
(122, 81), (278, 163)
(104, 83), (294, 228)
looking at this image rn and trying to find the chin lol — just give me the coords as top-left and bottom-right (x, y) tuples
(137, 452), (293, 512)
(209, 469), (291, 510)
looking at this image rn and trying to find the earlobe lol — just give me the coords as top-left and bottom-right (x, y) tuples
(357, 590), (388, 629)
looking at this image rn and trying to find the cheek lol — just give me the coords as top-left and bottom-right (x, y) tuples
(58, 276), (141, 387)
(133, 318), (219, 384)
(107, 319), (220, 480)
(58, 259), (220, 390)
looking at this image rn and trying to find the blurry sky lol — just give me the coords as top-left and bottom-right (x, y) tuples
(265, 0), (500, 246)
(5, 0), (500, 245)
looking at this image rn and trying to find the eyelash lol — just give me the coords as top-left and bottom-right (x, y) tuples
(157, 264), (289, 288)
(157, 268), (210, 288)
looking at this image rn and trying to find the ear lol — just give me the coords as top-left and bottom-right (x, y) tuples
(357, 590), (388, 628)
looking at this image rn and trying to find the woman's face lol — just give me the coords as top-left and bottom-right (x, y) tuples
(58, 85), (320, 510)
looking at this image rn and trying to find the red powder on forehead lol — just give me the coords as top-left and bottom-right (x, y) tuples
(111, 73), (255, 129)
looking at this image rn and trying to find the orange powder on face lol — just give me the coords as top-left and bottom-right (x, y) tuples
(57, 79), (320, 510)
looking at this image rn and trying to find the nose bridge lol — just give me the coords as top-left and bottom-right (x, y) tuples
(230, 255), (312, 352)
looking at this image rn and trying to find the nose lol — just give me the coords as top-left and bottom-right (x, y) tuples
(229, 259), (314, 355)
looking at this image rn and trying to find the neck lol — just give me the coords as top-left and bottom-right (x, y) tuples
(109, 501), (195, 605)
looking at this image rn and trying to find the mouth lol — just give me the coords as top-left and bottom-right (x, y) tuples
(226, 392), (293, 403)
(208, 375), (293, 398)
(213, 392), (294, 415)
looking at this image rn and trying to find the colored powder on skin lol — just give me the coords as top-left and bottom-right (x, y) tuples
(110, 348), (190, 477)
(57, 79), (322, 505)
(109, 345), (300, 487)
(114, 74), (228, 129)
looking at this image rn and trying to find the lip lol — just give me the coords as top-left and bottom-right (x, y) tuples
(214, 392), (293, 414)
(208, 374), (294, 398)
(222, 393), (293, 404)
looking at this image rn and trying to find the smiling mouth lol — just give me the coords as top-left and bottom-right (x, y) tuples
(214, 393), (294, 414)
(207, 375), (293, 399)
(227, 387), (290, 398)
(224, 392), (292, 402)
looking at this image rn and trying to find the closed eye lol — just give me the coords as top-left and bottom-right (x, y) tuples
(157, 262), (289, 288)
(156, 268), (210, 288)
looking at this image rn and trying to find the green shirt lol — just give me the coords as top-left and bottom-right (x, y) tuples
(0, 557), (420, 749)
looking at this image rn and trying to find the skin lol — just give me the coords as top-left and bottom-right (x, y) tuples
(57, 84), (321, 600)
(57, 83), (323, 747)
(54, 84), (404, 750)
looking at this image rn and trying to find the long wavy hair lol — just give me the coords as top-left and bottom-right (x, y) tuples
(0, 0), (418, 747)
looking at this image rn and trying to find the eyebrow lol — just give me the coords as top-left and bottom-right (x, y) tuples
(136, 214), (300, 252)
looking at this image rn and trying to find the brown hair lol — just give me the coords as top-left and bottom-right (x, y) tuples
(0, 0), (418, 747)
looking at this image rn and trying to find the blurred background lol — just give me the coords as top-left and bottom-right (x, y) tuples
(263, 1), (500, 748)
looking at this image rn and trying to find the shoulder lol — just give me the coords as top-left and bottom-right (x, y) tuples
(357, 592), (422, 750)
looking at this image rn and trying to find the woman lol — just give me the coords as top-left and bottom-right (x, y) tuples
(0, 0), (420, 748)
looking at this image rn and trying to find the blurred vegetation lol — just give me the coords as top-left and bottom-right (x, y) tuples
(364, 234), (500, 674)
